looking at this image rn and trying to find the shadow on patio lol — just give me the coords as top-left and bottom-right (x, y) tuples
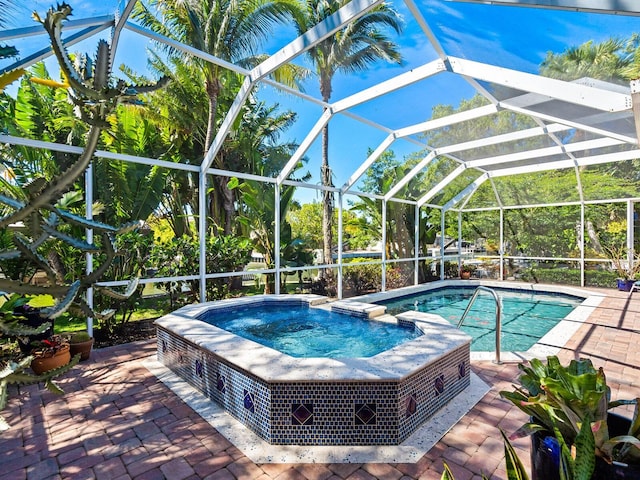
(1, 288), (639, 480)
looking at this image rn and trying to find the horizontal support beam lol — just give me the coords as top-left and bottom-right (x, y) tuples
(449, 56), (632, 112)
(447, 0), (640, 15)
(332, 59), (446, 113)
(0, 15), (113, 41)
(0, 25), (110, 75)
(0, 135), (200, 172)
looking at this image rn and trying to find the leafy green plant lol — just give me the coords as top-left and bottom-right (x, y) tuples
(343, 260), (381, 295)
(500, 356), (640, 479)
(93, 230), (155, 332)
(150, 234), (252, 305)
(0, 3), (167, 321)
(460, 263), (476, 274)
(602, 244), (640, 280)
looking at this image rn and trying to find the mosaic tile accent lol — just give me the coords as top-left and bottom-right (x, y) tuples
(216, 373), (226, 393)
(405, 394), (417, 418)
(397, 343), (470, 443)
(161, 339), (167, 353)
(434, 374), (445, 396)
(397, 318), (416, 329)
(291, 403), (313, 425)
(355, 403), (377, 425)
(458, 361), (466, 379)
(195, 359), (204, 378)
(243, 389), (255, 413)
(269, 382), (397, 444)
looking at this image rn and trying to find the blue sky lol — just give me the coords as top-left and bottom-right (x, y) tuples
(4, 1), (640, 202)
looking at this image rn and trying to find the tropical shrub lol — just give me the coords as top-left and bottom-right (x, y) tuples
(150, 234), (252, 306)
(93, 230), (155, 331)
(342, 259), (407, 295)
(343, 260), (380, 295)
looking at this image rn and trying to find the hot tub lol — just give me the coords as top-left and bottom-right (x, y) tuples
(155, 294), (471, 446)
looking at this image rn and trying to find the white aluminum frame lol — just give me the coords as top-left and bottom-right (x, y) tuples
(2, 0), (640, 322)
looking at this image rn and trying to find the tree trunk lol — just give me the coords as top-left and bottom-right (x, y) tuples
(204, 79), (232, 234)
(586, 220), (603, 254)
(204, 80), (220, 154)
(321, 119), (333, 268)
(215, 175), (235, 236)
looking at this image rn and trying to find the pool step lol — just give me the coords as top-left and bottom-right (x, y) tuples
(330, 300), (386, 319)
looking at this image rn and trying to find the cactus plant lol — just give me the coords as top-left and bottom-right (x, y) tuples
(0, 2), (168, 319)
(0, 2), (168, 432)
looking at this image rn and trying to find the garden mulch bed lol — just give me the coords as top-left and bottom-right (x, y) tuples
(92, 317), (157, 349)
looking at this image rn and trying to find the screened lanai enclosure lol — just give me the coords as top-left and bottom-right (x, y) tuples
(2, 0), (640, 331)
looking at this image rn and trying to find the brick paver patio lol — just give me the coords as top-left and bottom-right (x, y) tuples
(1, 288), (639, 480)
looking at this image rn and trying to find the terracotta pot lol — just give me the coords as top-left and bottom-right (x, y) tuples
(69, 338), (94, 361)
(31, 344), (71, 375)
(460, 271), (471, 280)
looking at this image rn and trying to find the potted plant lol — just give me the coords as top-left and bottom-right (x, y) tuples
(499, 355), (640, 480)
(29, 334), (71, 374)
(602, 244), (640, 291)
(68, 331), (93, 361)
(460, 263), (476, 280)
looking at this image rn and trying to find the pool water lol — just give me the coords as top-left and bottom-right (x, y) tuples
(380, 288), (582, 351)
(199, 304), (422, 358)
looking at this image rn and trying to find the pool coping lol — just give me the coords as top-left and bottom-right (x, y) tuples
(352, 280), (605, 362)
(155, 294), (472, 382)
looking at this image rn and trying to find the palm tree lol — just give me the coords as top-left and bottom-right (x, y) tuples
(235, 100), (310, 293)
(540, 38), (631, 84)
(291, 0), (403, 267)
(132, 0), (304, 234)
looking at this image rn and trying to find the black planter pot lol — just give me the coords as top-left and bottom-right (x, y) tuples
(531, 413), (640, 480)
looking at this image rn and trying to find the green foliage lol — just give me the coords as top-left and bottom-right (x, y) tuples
(517, 266), (619, 288)
(150, 234), (252, 305)
(287, 202), (376, 252)
(602, 243), (640, 280)
(501, 428), (530, 480)
(540, 38), (633, 84)
(343, 260), (381, 295)
(68, 331), (91, 343)
(89, 230), (155, 332)
(133, 0), (306, 235)
(499, 355), (640, 474)
(0, 2), (167, 433)
(342, 259), (407, 296)
(519, 267), (582, 286)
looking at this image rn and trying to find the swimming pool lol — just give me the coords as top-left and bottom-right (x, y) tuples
(353, 280), (603, 360)
(198, 303), (422, 358)
(380, 287), (582, 351)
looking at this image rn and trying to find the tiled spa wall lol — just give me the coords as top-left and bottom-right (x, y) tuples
(156, 326), (470, 446)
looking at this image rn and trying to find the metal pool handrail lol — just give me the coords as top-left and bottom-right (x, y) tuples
(457, 286), (503, 364)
